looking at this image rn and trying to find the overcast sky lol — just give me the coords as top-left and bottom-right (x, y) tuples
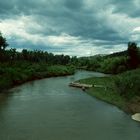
(0, 0), (140, 56)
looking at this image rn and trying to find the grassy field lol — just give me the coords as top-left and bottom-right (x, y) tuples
(78, 68), (140, 114)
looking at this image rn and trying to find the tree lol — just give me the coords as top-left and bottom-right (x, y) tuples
(9, 48), (16, 60)
(128, 42), (139, 69)
(0, 32), (8, 51)
(22, 49), (29, 61)
(0, 32), (9, 62)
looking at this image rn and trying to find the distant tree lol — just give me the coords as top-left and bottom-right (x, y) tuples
(127, 42), (139, 69)
(70, 56), (78, 65)
(22, 49), (29, 61)
(0, 32), (76, 65)
(0, 32), (9, 62)
(0, 32), (8, 51)
(9, 48), (16, 60)
(63, 55), (70, 65)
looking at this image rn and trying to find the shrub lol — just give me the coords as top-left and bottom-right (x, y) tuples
(114, 69), (140, 100)
(100, 56), (128, 74)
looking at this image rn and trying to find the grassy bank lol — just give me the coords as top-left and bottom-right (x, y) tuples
(78, 68), (140, 114)
(0, 62), (75, 93)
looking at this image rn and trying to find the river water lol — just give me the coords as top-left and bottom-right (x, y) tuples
(0, 70), (139, 140)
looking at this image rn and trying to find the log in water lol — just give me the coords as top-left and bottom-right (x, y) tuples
(69, 82), (93, 88)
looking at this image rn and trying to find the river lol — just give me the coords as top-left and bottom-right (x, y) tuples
(0, 70), (139, 140)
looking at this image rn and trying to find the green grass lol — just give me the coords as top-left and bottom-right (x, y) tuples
(78, 77), (126, 110)
(78, 68), (140, 114)
(0, 62), (75, 93)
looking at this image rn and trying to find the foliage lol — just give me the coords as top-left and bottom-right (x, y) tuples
(0, 32), (8, 51)
(114, 69), (140, 100)
(99, 56), (128, 74)
(0, 48), (72, 65)
(77, 55), (103, 70)
(0, 31), (77, 92)
(78, 76), (126, 111)
(127, 42), (139, 69)
(0, 32), (72, 64)
(79, 68), (140, 113)
(0, 62), (75, 92)
(77, 42), (140, 74)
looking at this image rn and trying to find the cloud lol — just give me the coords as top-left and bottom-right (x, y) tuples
(0, 0), (140, 56)
(111, 0), (140, 18)
(130, 27), (140, 42)
(133, 27), (140, 32)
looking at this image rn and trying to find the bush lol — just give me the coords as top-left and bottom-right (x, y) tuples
(0, 76), (12, 91)
(114, 69), (140, 100)
(100, 56), (128, 74)
(116, 65), (126, 73)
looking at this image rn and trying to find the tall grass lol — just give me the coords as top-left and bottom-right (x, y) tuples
(78, 68), (140, 113)
(0, 62), (75, 92)
(114, 69), (140, 100)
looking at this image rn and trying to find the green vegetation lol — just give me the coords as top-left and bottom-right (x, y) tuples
(77, 42), (140, 74)
(77, 42), (140, 113)
(78, 68), (140, 113)
(0, 32), (75, 93)
(114, 69), (140, 100)
(99, 56), (128, 74)
(0, 62), (75, 92)
(1, 30), (140, 113)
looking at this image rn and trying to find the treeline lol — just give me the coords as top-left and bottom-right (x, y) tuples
(77, 42), (140, 74)
(0, 32), (77, 65)
(78, 42), (140, 110)
(0, 32), (75, 92)
(1, 31), (140, 75)
(1, 48), (74, 65)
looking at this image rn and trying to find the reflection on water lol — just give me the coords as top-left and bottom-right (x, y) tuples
(0, 70), (140, 140)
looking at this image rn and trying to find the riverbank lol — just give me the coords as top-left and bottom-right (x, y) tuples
(0, 62), (75, 93)
(78, 68), (140, 114)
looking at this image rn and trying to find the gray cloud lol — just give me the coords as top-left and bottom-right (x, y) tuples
(0, 0), (140, 56)
(111, 0), (140, 18)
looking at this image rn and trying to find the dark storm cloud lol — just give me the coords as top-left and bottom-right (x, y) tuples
(0, 0), (139, 56)
(111, 0), (140, 18)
